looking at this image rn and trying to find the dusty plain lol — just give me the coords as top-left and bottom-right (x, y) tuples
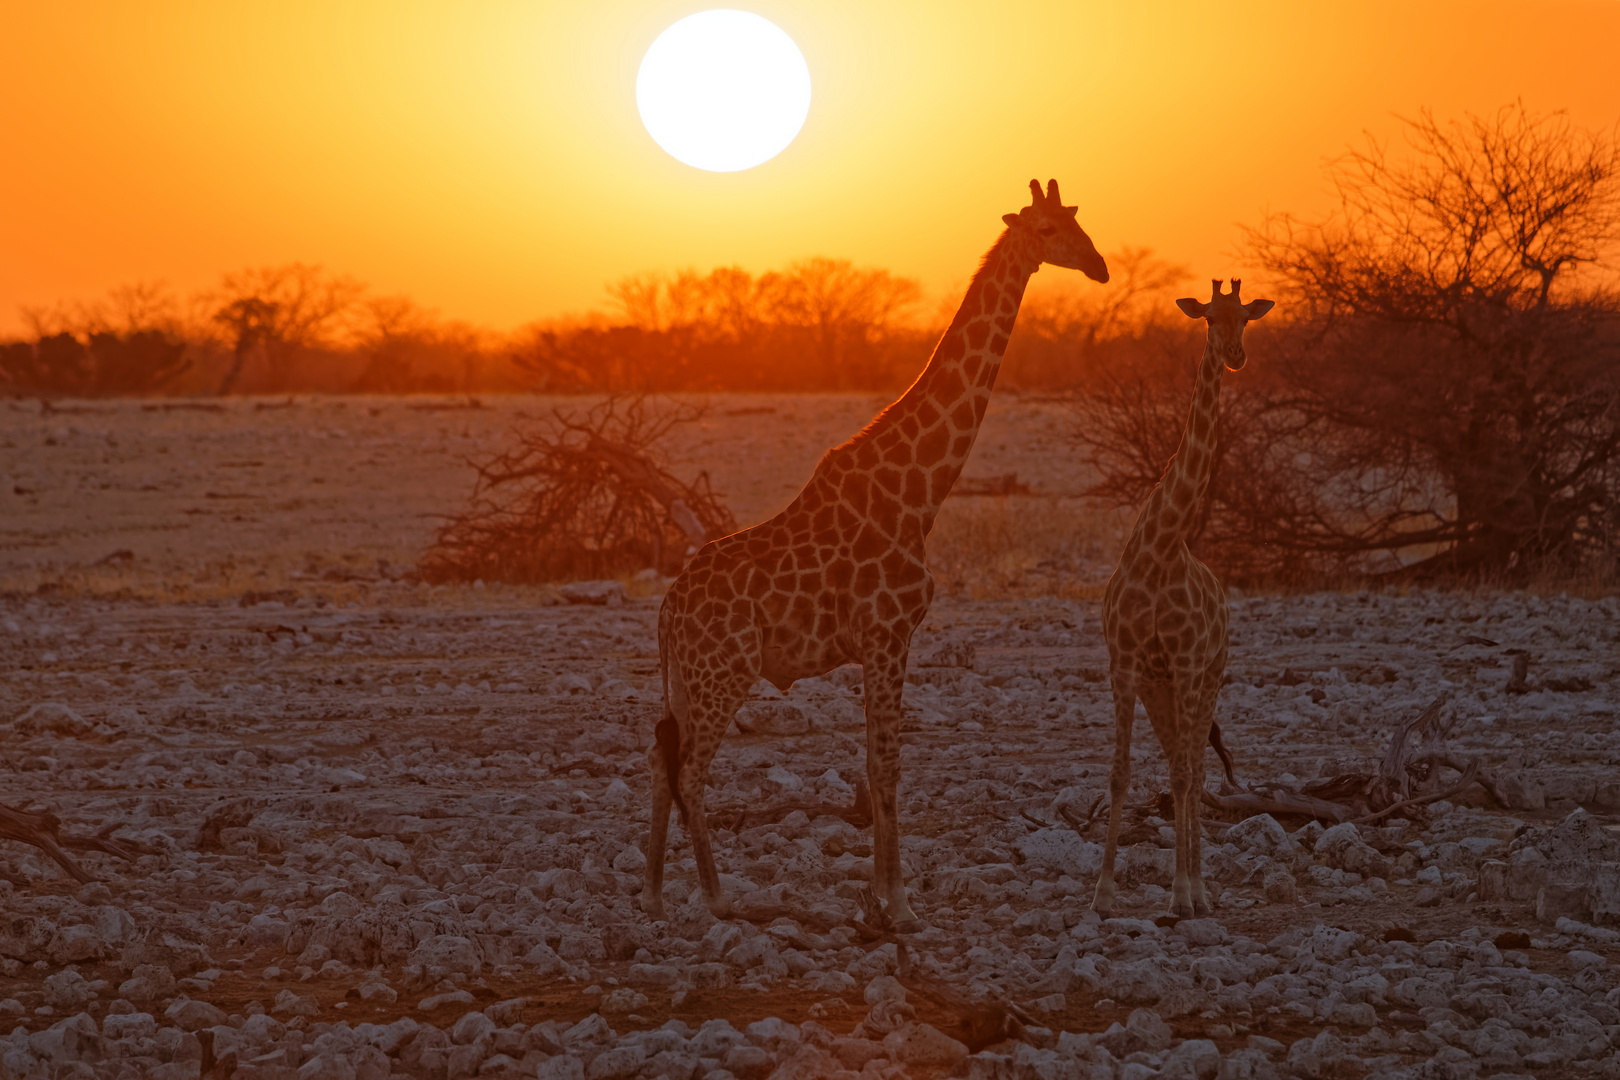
(1, 393), (1618, 1080)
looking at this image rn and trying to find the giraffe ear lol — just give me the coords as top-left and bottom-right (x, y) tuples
(1002, 213), (1021, 227)
(1175, 298), (1208, 319)
(1243, 298), (1276, 321)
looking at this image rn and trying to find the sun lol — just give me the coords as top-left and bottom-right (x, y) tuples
(636, 10), (812, 173)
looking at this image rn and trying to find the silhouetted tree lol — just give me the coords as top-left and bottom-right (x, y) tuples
(0, 330), (188, 396)
(210, 264), (363, 393)
(515, 258), (928, 392)
(1079, 103), (1620, 581)
(350, 296), (486, 393)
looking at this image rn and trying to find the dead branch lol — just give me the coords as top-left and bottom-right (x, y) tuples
(197, 798), (260, 852)
(0, 801), (137, 883)
(1370, 695), (1449, 808)
(1349, 758), (1481, 824)
(420, 396), (736, 583)
(1056, 794), (1107, 837)
(1200, 786), (1357, 824)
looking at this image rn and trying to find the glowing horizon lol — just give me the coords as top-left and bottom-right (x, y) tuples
(2, 1), (1618, 339)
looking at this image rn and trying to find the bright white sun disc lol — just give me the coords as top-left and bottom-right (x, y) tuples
(637, 10), (811, 173)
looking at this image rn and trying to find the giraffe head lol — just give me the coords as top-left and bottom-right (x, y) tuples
(1175, 279), (1275, 370)
(1001, 179), (1109, 282)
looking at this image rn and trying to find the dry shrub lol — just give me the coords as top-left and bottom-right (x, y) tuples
(927, 496), (1127, 599)
(419, 397), (736, 584)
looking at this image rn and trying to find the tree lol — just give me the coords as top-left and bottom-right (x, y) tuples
(210, 264), (364, 393)
(519, 258), (928, 392)
(0, 330), (188, 396)
(1251, 103), (1620, 576)
(1002, 247), (1193, 389)
(1081, 104), (1620, 582)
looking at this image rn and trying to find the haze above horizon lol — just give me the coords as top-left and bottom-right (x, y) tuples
(2, 0), (1617, 337)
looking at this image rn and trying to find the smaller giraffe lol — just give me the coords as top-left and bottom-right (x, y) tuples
(1093, 278), (1274, 918)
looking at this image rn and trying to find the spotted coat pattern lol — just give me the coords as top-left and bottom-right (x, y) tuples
(644, 181), (1109, 927)
(1094, 279), (1274, 918)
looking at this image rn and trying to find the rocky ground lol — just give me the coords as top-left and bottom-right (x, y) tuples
(1, 584), (1617, 1080)
(1, 395), (1618, 1079)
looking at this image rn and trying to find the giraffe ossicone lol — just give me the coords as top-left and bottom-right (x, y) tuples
(644, 180), (1109, 929)
(1093, 277), (1274, 919)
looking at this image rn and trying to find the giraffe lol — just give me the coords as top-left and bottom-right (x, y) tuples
(645, 180), (1110, 930)
(1092, 278), (1274, 918)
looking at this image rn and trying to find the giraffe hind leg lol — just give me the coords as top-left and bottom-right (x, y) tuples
(640, 714), (677, 920)
(675, 681), (750, 921)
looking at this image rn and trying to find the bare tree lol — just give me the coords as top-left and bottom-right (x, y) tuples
(1247, 103), (1620, 576)
(1080, 104), (1620, 582)
(351, 296), (485, 393)
(210, 264), (364, 393)
(523, 258), (927, 392)
(1003, 247), (1193, 389)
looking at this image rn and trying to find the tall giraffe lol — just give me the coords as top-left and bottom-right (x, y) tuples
(646, 180), (1109, 930)
(1093, 279), (1273, 918)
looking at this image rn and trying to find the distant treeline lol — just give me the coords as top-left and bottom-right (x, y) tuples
(0, 252), (1190, 397)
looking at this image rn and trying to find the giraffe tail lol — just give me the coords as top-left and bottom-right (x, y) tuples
(655, 711), (687, 823)
(1209, 720), (1237, 787)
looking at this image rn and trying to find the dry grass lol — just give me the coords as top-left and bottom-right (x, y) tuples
(926, 495), (1131, 600)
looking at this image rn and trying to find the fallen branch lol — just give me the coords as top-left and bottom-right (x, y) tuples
(0, 802), (137, 884)
(1200, 786), (1356, 824)
(1057, 795), (1106, 837)
(1349, 759), (1482, 825)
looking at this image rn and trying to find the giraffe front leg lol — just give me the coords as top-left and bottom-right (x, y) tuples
(1167, 755), (1199, 918)
(1092, 683), (1135, 915)
(863, 646), (922, 933)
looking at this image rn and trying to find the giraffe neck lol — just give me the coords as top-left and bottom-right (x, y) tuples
(1138, 332), (1225, 552)
(842, 230), (1039, 526)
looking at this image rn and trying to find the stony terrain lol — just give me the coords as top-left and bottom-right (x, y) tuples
(1, 395), (1619, 1079)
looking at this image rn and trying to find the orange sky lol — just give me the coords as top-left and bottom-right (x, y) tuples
(3, 0), (1618, 336)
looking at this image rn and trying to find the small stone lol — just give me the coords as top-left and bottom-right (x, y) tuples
(1263, 868), (1298, 904)
(1225, 814), (1294, 855)
(1028, 992), (1066, 1014)
(272, 989), (319, 1016)
(451, 1010), (496, 1044)
(863, 975), (906, 1006)
(558, 581), (626, 606)
(42, 969), (91, 1010)
(881, 1022), (968, 1068)
(723, 1044), (772, 1079)
(600, 988), (649, 1013)
(164, 998), (227, 1031)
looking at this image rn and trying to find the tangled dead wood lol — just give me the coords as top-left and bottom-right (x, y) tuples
(0, 801), (139, 883)
(420, 397), (736, 584)
(1194, 695), (1514, 826)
